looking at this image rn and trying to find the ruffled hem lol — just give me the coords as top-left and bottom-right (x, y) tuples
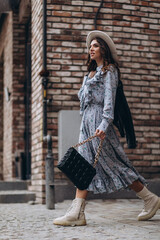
(87, 171), (147, 194)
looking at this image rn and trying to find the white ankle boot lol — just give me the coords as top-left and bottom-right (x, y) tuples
(53, 198), (86, 226)
(136, 186), (160, 221)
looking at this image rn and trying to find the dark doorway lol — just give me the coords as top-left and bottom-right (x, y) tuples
(23, 19), (31, 180)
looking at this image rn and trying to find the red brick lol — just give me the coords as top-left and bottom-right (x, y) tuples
(132, 22), (149, 28)
(132, 0), (149, 6)
(123, 4), (140, 10)
(72, 12), (84, 17)
(149, 24), (160, 30)
(141, 7), (156, 13)
(52, 11), (71, 17)
(149, 2), (160, 8)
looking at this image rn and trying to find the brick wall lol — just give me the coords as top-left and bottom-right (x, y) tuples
(110, 0), (160, 178)
(31, 0), (46, 203)
(0, 63), (3, 180)
(0, 11), (26, 180)
(46, 1), (88, 179)
(0, 0), (159, 203)
(46, 0), (160, 182)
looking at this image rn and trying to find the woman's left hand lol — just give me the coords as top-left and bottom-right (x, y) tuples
(95, 129), (106, 140)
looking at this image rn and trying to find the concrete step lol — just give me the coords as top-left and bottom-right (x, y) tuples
(0, 181), (36, 203)
(0, 190), (36, 203)
(0, 181), (28, 191)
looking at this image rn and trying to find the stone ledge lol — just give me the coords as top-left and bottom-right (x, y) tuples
(0, 180), (29, 191)
(0, 190), (35, 203)
(54, 178), (160, 203)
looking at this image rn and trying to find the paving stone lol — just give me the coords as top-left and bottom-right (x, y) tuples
(0, 199), (160, 240)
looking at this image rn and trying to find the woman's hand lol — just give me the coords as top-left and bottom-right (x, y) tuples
(95, 129), (106, 140)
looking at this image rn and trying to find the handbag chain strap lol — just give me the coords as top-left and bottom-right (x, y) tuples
(72, 135), (104, 168)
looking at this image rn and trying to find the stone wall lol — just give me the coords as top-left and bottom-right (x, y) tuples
(1, 13), (13, 179)
(0, 63), (3, 180)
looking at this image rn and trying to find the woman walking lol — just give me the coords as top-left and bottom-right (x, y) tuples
(53, 30), (160, 226)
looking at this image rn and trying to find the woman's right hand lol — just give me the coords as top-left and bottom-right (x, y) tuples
(95, 129), (106, 140)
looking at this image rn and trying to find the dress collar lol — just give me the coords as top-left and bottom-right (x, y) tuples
(96, 65), (103, 72)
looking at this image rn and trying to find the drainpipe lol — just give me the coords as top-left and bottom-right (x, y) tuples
(40, 0), (55, 209)
(94, 0), (104, 29)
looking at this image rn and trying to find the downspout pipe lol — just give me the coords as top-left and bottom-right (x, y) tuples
(40, 0), (55, 209)
(94, 0), (104, 29)
(41, 0), (48, 138)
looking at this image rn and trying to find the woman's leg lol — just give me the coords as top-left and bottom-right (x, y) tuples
(129, 180), (144, 192)
(76, 189), (88, 199)
(129, 180), (160, 221)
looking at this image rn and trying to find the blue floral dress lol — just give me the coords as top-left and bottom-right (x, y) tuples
(78, 65), (146, 194)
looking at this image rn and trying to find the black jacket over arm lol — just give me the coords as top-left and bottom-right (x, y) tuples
(113, 80), (137, 149)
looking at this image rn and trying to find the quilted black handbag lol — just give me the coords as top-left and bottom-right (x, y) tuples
(57, 135), (103, 190)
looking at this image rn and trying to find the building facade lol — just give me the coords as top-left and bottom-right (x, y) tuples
(0, 0), (160, 203)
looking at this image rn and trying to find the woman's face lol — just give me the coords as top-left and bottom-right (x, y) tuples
(89, 39), (103, 64)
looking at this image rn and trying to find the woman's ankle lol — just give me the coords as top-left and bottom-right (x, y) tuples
(75, 189), (88, 199)
(129, 180), (144, 193)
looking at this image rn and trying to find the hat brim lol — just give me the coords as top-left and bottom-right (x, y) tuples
(86, 30), (118, 62)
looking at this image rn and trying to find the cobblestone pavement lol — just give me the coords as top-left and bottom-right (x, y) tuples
(0, 199), (160, 240)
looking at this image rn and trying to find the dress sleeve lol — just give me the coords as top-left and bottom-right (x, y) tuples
(97, 67), (118, 133)
(78, 75), (88, 115)
(78, 75), (87, 100)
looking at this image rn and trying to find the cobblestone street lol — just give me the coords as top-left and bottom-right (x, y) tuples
(0, 199), (160, 240)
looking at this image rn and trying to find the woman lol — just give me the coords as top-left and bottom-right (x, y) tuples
(53, 30), (160, 226)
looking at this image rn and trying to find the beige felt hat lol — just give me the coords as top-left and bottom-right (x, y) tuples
(86, 30), (118, 62)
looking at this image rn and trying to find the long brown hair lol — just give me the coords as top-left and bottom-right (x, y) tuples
(86, 37), (120, 79)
